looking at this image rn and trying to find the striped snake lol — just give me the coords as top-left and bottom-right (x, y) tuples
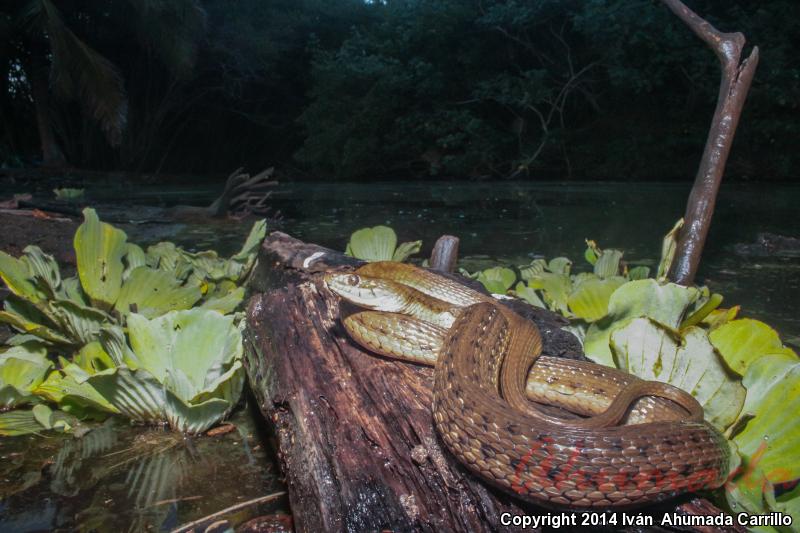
(324, 262), (731, 508)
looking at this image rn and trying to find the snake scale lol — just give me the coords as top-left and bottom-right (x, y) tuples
(324, 262), (731, 508)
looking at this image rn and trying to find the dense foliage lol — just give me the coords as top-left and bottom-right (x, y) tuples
(0, 209), (266, 435)
(1, 0), (797, 180)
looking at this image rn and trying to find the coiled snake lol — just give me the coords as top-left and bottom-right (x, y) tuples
(324, 262), (731, 508)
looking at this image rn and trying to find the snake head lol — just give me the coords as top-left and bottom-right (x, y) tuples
(323, 272), (408, 312)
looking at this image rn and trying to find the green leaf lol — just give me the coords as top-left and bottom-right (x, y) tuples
(74, 208), (127, 310)
(146, 242), (181, 272)
(392, 240), (422, 262)
(547, 257), (572, 275)
(513, 281), (545, 308)
(164, 391), (231, 434)
(346, 226), (398, 261)
(681, 293), (723, 329)
(710, 319), (797, 376)
(627, 266), (650, 280)
(35, 363), (119, 415)
(733, 353), (800, 484)
(584, 279), (701, 366)
(767, 483), (800, 533)
(726, 354), (800, 532)
(23, 245), (62, 297)
(519, 259), (547, 281)
(610, 318), (745, 430)
(99, 326), (137, 367)
(0, 342), (52, 408)
(32, 404), (54, 428)
(200, 286), (245, 314)
(123, 243), (147, 281)
(126, 309), (242, 400)
(0, 250), (44, 303)
(114, 267), (202, 318)
(0, 306), (72, 345)
(657, 218), (683, 281)
(529, 272), (572, 316)
(567, 276), (625, 322)
(73, 341), (116, 373)
(47, 299), (111, 345)
(702, 305), (740, 330)
(0, 409), (47, 436)
(476, 267), (517, 294)
(231, 219), (267, 262)
(593, 249), (623, 278)
(584, 241), (599, 265)
(86, 366), (167, 424)
(61, 276), (89, 306)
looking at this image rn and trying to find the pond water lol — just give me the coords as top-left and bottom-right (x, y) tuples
(1, 178), (798, 531)
(80, 179), (799, 342)
(157, 179), (797, 343)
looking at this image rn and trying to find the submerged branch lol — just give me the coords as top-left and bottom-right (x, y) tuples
(169, 491), (287, 533)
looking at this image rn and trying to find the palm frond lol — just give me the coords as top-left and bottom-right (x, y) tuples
(125, 0), (207, 79)
(12, 0), (44, 34)
(41, 0), (128, 145)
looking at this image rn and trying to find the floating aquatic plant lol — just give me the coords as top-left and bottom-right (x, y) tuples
(53, 188), (85, 201)
(0, 342), (52, 409)
(345, 225), (421, 262)
(0, 208), (265, 435)
(463, 220), (799, 529)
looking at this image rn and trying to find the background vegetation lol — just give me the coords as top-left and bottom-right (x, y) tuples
(1, 0), (797, 180)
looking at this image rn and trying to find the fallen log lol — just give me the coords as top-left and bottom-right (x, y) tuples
(244, 232), (743, 533)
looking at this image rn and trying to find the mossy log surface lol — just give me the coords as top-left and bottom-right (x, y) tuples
(244, 231), (743, 533)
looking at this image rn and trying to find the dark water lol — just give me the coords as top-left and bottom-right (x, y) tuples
(269, 181), (799, 344)
(1, 179), (798, 532)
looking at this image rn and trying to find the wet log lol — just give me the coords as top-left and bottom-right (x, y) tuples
(244, 232), (742, 533)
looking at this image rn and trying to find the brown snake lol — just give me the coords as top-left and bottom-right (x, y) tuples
(324, 262), (731, 508)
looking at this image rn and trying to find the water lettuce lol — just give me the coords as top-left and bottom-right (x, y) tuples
(610, 318), (746, 431)
(0, 342), (52, 408)
(345, 225), (421, 262)
(84, 309), (245, 433)
(0, 208), (265, 435)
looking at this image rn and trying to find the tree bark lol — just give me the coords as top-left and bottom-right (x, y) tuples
(661, 0), (759, 285)
(244, 232), (744, 532)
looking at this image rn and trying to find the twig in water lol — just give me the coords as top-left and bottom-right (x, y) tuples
(169, 491), (287, 533)
(150, 495), (203, 508)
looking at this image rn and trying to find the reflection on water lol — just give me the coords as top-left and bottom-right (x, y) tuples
(0, 406), (285, 532)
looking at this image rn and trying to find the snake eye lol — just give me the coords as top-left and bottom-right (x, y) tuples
(346, 274), (360, 286)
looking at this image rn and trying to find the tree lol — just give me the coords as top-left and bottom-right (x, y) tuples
(1, 0), (205, 168)
(3, 0), (127, 166)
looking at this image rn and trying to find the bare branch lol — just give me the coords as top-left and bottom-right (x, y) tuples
(661, 0), (759, 285)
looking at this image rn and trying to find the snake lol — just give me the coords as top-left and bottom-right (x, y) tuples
(324, 262), (731, 508)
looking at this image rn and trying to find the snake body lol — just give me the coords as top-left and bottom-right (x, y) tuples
(325, 262), (731, 508)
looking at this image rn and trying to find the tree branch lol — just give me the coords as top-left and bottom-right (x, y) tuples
(662, 0), (759, 285)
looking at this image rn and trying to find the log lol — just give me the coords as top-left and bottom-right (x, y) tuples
(244, 232), (743, 533)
